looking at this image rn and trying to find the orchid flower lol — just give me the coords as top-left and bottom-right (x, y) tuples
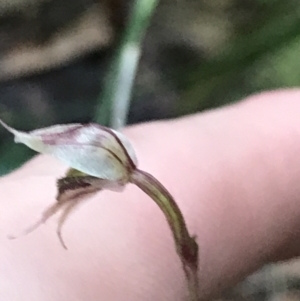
(0, 119), (199, 301)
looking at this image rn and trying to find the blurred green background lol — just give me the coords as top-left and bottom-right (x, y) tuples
(1, 0), (300, 175)
(1, 0), (300, 300)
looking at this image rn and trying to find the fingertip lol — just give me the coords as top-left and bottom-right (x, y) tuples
(241, 88), (300, 106)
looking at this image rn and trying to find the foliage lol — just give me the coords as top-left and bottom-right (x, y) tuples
(0, 0), (300, 174)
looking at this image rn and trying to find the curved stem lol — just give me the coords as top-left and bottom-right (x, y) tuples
(130, 169), (199, 300)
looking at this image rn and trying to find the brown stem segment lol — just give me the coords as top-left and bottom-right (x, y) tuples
(130, 169), (199, 300)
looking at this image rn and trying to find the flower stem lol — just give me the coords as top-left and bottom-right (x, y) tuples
(130, 169), (199, 300)
(94, 0), (159, 129)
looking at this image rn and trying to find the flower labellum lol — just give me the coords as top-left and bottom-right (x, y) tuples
(0, 119), (200, 301)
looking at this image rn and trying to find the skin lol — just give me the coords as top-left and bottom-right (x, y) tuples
(1, 89), (300, 300)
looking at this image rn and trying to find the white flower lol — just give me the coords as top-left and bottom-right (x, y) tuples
(0, 120), (137, 184)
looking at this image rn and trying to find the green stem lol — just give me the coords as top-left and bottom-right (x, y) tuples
(94, 0), (159, 129)
(130, 169), (199, 301)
